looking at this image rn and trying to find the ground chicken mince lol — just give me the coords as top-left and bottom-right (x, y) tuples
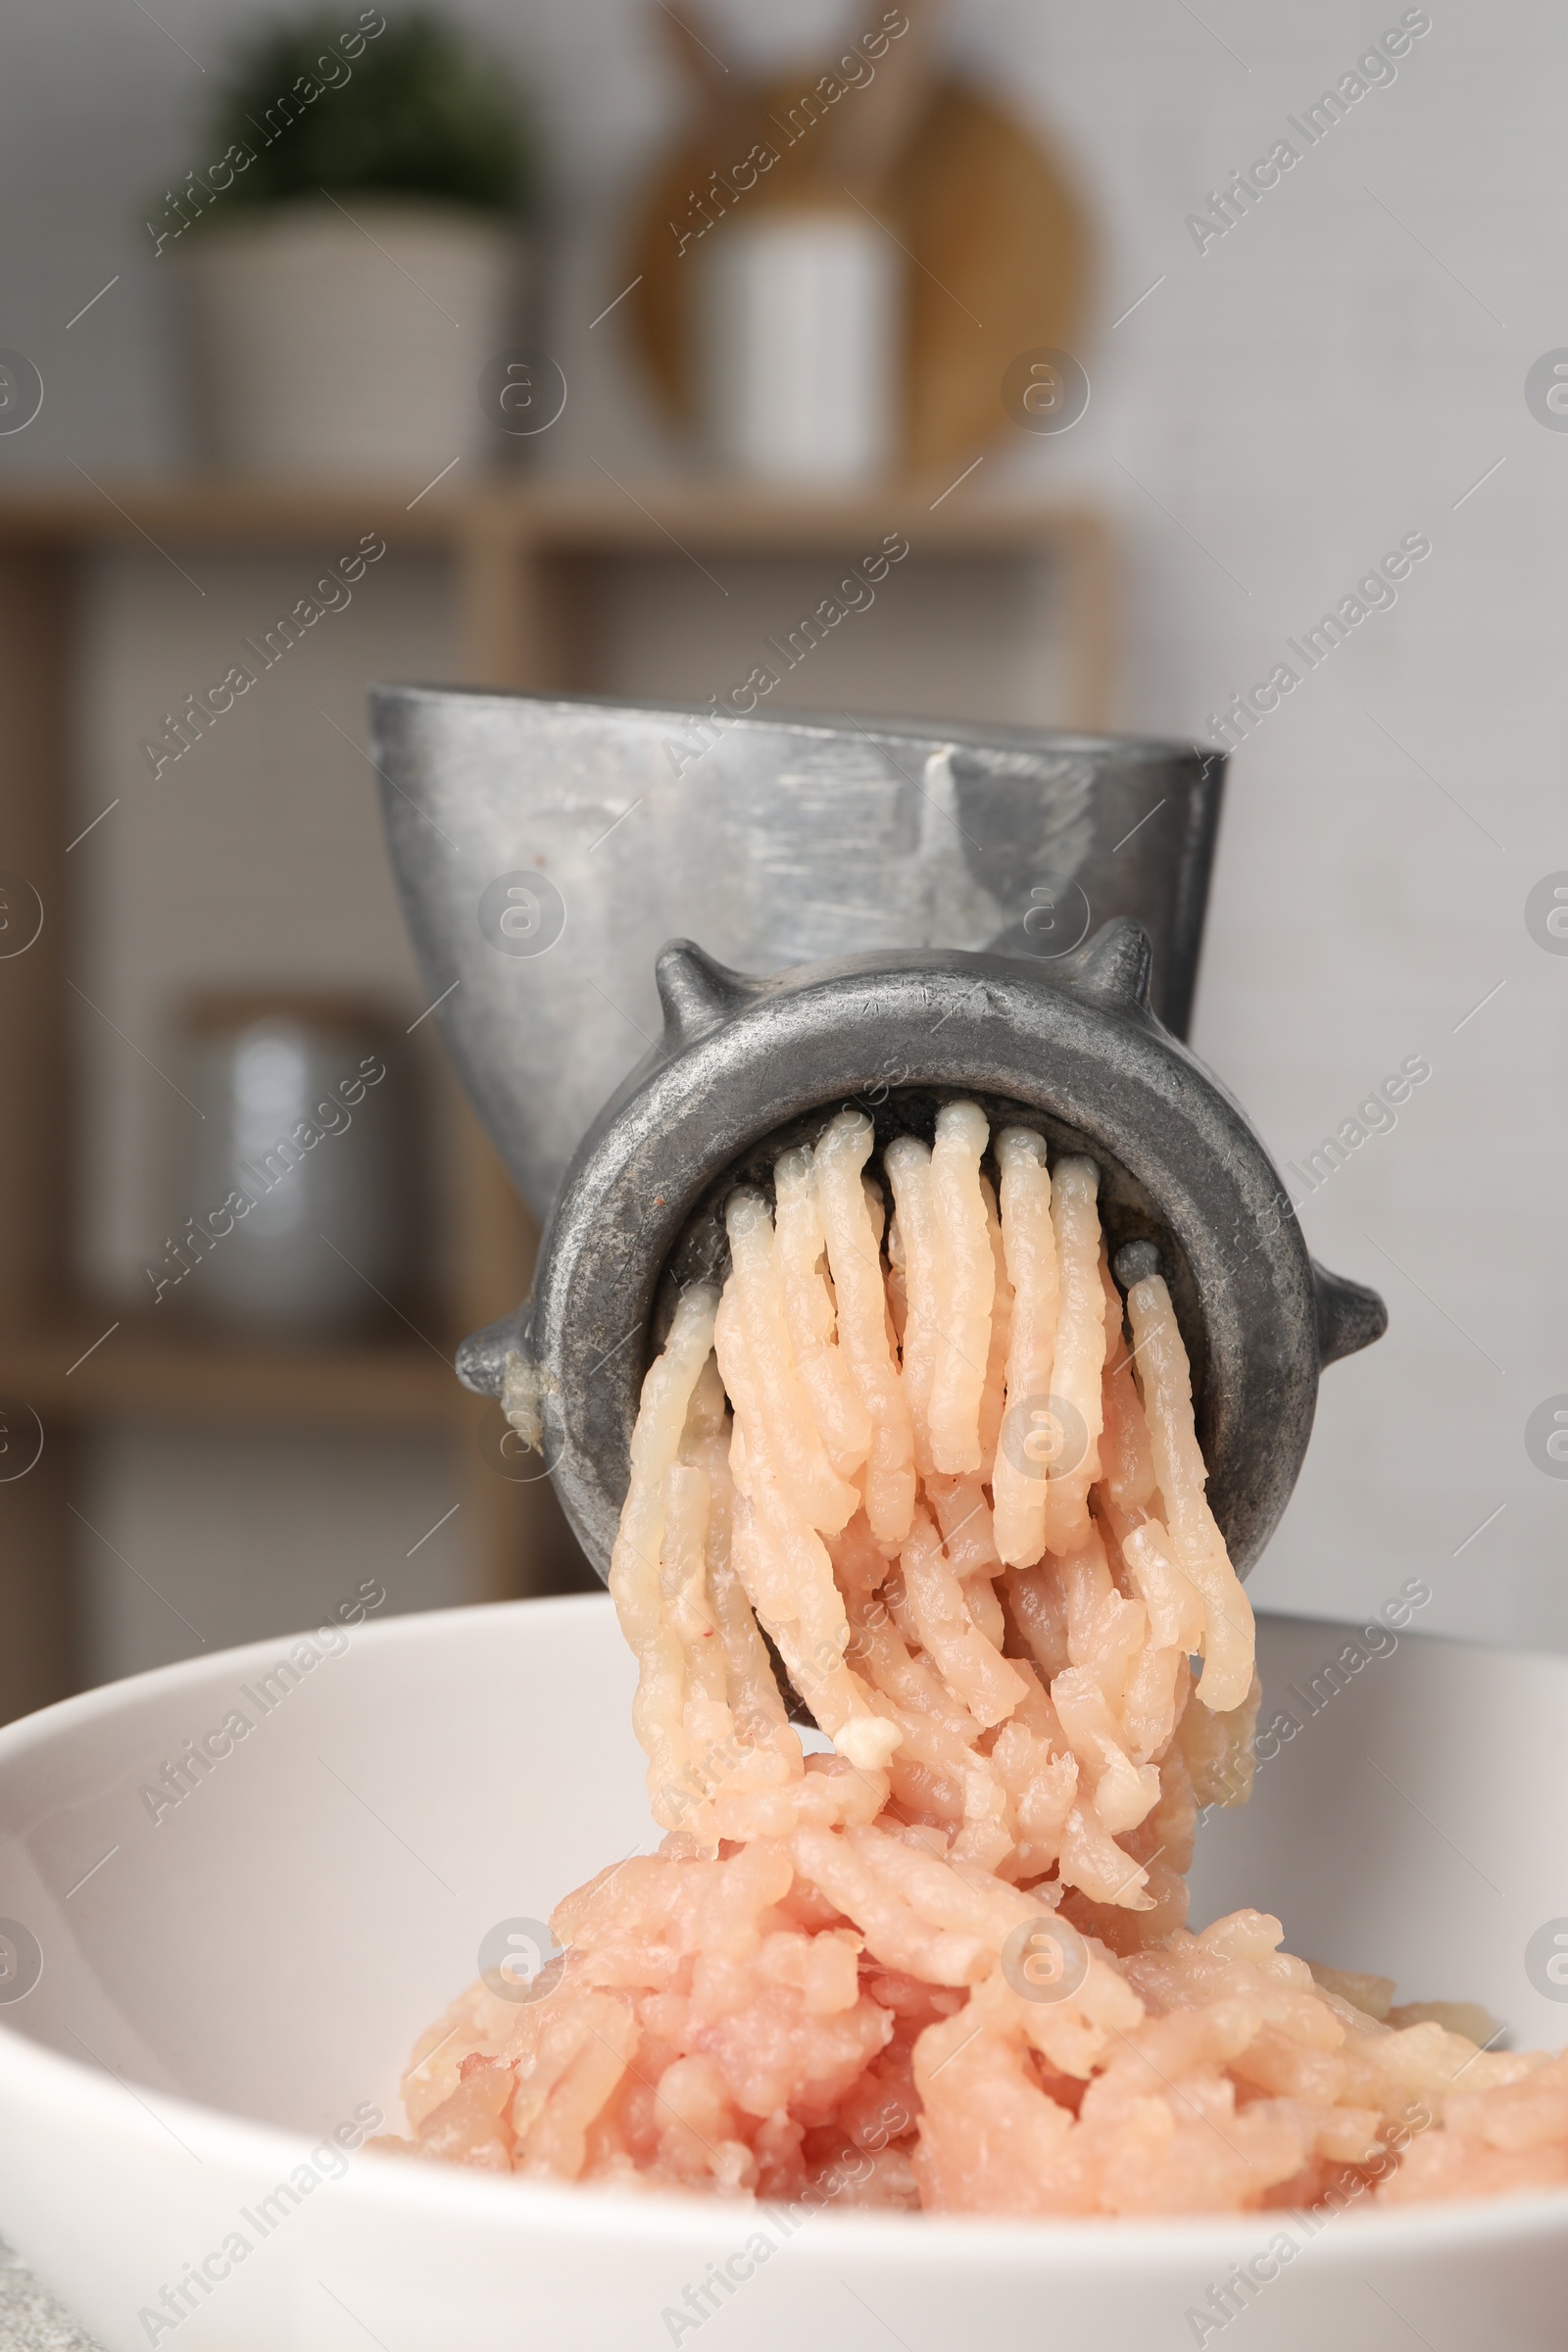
(376, 1106), (1568, 2216)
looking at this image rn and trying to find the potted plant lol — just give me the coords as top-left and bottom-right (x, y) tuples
(153, 9), (538, 477)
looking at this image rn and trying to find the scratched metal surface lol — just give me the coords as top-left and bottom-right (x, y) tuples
(368, 688), (1223, 1221)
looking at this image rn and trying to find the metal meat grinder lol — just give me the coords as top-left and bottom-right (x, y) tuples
(369, 687), (1386, 1605)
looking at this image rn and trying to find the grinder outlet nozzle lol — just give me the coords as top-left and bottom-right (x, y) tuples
(464, 923), (1386, 1590)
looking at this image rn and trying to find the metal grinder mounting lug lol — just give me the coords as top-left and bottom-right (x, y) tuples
(457, 915), (1387, 1592)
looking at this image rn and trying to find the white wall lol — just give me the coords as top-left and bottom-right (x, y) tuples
(2, 0), (1564, 1658)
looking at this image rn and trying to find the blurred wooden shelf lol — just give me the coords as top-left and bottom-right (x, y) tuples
(0, 1317), (460, 1428)
(0, 474), (1110, 559)
(0, 467), (1115, 1723)
(0, 471), (1115, 742)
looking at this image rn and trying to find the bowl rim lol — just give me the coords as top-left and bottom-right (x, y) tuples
(1, 1594), (1564, 2271)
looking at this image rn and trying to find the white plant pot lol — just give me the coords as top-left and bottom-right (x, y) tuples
(177, 200), (521, 478)
(697, 211), (900, 483)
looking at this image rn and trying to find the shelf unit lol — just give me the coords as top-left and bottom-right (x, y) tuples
(0, 475), (1115, 1724)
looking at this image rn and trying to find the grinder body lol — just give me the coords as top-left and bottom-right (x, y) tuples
(364, 686), (1384, 1597)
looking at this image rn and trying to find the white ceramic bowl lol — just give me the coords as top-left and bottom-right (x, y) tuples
(0, 1595), (1564, 2351)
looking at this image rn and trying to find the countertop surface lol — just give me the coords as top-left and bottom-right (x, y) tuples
(0, 2242), (100, 2352)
